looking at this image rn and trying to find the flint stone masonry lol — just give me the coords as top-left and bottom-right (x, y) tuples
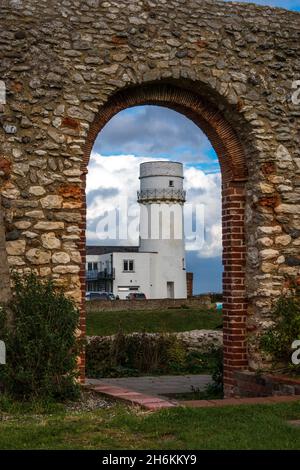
(177, 329), (222, 352)
(87, 329), (223, 354)
(0, 0), (300, 395)
(85, 297), (212, 312)
(234, 371), (300, 397)
(41, 232), (61, 250)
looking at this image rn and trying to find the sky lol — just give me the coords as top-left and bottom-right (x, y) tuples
(223, 0), (300, 9)
(86, 0), (299, 294)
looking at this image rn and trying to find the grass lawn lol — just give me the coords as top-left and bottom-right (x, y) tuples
(86, 307), (222, 336)
(1, 401), (300, 449)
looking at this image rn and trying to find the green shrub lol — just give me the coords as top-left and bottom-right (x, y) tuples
(86, 332), (222, 378)
(260, 287), (300, 375)
(85, 336), (115, 377)
(0, 273), (81, 400)
(207, 347), (223, 394)
(210, 293), (223, 303)
(185, 349), (214, 374)
(86, 332), (187, 377)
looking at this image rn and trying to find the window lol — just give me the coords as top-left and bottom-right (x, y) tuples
(90, 293), (102, 300)
(118, 286), (139, 292)
(123, 259), (134, 272)
(87, 262), (93, 271)
(169, 180), (174, 187)
(93, 262), (98, 271)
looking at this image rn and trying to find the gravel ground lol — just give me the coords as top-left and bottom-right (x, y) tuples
(65, 389), (112, 413)
(0, 389), (113, 421)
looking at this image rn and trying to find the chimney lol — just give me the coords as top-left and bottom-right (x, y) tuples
(186, 272), (193, 298)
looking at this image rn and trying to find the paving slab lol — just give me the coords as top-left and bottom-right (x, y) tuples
(86, 381), (177, 410)
(87, 374), (212, 398)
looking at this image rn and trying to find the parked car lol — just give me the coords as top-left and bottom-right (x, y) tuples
(85, 291), (116, 301)
(126, 292), (146, 300)
(107, 292), (117, 301)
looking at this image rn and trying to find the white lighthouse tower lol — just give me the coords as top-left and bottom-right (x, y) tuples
(138, 161), (187, 299)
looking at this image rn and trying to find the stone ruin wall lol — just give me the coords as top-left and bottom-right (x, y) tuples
(0, 0), (299, 379)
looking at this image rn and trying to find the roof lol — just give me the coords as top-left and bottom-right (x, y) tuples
(86, 245), (139, 256)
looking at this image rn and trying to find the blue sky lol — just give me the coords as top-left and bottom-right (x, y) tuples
(87, 0), (299, 294)
(223, 0), (300, 10)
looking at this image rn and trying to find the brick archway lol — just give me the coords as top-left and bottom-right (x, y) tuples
(80, 83), (248, 395)
(1, 0), (299, 400)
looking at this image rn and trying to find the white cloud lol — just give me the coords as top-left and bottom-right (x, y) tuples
(87, 153), (164, 226)
(86, 154), (222, 258)
(183, 167), (222, 258)
(93, 105), (215, 165)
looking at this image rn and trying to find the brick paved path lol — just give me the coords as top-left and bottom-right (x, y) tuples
(86, 375), (300, 411)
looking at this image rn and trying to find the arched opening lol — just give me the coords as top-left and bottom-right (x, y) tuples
(80, 83), (248, 396)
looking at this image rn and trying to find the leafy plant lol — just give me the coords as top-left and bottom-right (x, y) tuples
(210, 293), (223, 303)
(260, 287), (300, 375)
(86, 332), (187, 377)
(86, 332), (222, 378)
(206, 347), (223, 395)
(0, 272), (81, 400)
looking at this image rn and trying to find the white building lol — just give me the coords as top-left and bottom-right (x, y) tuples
(86, 161), (190, 299)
